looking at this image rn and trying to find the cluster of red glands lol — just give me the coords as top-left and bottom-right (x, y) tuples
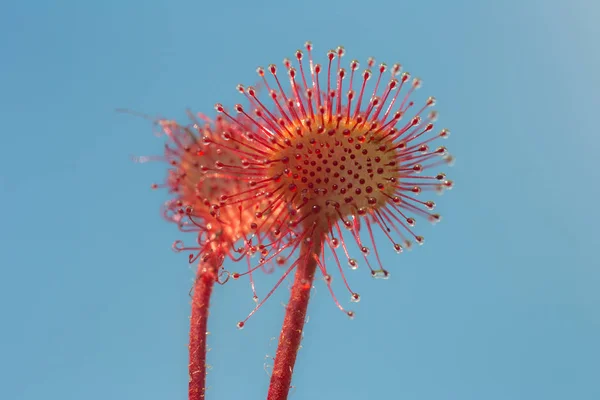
(151, 42), (454, 325)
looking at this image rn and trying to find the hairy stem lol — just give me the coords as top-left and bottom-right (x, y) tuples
(188, 256), (219, 400)
(267, 232), (323, 400)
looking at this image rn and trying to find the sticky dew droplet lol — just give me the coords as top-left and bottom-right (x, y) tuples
(371, 270), (390, 280)
(348, 258), (358, 270)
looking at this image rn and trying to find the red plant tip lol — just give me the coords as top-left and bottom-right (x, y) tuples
(210, 43), (454, 318)
(155, 117), (294, 276)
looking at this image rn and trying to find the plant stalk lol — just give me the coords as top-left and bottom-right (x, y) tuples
(267, 232), (323, 400)
(188, 256), (219, 400)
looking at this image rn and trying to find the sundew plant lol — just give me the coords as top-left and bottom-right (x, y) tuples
(145, 42), (453, 400)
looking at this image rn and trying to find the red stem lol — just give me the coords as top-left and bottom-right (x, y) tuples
(189, 256), (219, 400)
(267, 232), (323, 400)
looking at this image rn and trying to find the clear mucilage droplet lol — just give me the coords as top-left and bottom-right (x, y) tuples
(371, 270), (390, 280)
(348, 258), (358, 270)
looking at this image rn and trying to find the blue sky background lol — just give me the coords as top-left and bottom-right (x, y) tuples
(1, 0), (599, 399)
